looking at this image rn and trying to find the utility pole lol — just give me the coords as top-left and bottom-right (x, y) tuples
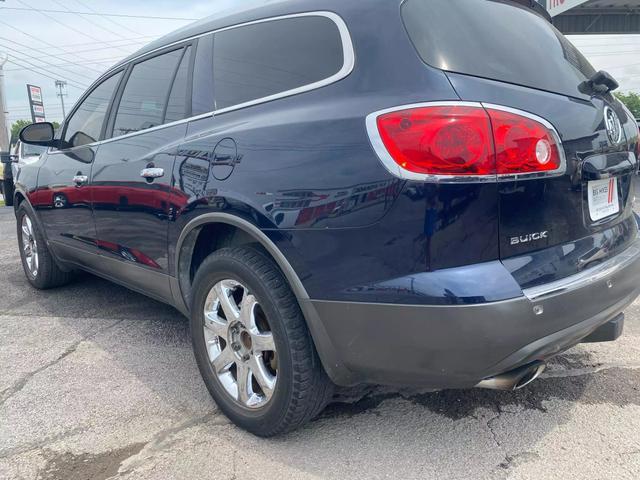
(55, 80), (67, 119)
(0, 53), (9, 152)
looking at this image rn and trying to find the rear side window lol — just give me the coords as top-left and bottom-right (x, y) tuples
(165, 46), (192, 123)
(112, 48), (185, 138)
(402, 0), (596, 99)
(213, 16), (344, 110)
(64, 72), (122, 148)
(192, 34), (215, 115)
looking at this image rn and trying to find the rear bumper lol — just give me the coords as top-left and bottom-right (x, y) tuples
(307, 239), (640, 388)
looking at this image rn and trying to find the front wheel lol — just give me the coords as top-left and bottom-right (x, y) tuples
(190, 246), (333, 437)
(16, 204), (72, 289)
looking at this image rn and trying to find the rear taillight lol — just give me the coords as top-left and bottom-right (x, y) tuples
(488, 108), (562, 175)
(368, 102), (564, 182)
(376, 106), (495, 176)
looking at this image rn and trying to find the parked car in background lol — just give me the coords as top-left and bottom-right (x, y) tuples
(11, 140), (47, 181)
(11, 0), (640, 436)
(0, 155), (12, 206)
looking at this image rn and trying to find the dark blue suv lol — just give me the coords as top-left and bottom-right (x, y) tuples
(15, 0), (640, 436)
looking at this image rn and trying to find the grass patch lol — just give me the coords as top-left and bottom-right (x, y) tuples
(0, 199), (5, 207)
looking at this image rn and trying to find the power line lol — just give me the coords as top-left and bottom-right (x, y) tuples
(4, 58), (122, 72)
(0, 36), (101, 81)
(51, 0), (129, 40)
(72, 0), (141, 36)
(6, 57), (88, 90)
(0, 6), (199, 21)
(16, 0), (129, 49)
(48, 35), (155, 49)
(7, 40), (151, 62)
(0, 18), (104, 72)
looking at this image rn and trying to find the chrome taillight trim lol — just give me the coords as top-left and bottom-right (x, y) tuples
(482, 103), (567, 182)
(365, 101), (567, 184)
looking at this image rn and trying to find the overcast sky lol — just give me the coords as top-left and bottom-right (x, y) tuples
(1, 1), (639, 126)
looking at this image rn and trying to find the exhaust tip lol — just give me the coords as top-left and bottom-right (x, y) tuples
(514, 362), (546, 390)
(475, 361), (546, 391)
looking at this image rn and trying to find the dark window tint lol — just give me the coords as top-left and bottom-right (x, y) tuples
(192, 34), (214, 115)
(402, 0), (596, 99)
(165, 46), (192, 123)
(213, 16), (344, 110)
(64, 72), (122, 147)
(112, 49), (183, 137)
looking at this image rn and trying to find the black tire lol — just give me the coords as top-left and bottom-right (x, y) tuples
(190, 246), (333, 437)
(16, 203), (73, 289)
(2, 177), (13, 207)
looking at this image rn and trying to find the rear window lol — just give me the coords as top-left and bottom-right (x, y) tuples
(401, 0), (596, 99)
(213, 16), (344, 110)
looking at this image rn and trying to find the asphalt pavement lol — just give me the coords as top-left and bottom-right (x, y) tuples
(0, 206), (639, 480)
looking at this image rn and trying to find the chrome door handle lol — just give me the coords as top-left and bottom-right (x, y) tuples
(141, 167), (164, 179)
(73, 175), (88, 185)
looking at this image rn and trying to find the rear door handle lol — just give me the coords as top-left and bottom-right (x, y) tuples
(73, 174), (88, 185)
(141, 167), (164, 179)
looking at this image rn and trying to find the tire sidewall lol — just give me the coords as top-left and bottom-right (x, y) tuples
(190, 252), (295, 431)
(16, 204), (46, 287)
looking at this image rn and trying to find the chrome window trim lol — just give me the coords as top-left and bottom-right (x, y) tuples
(523, 238), (640, 302)
(50, 11), (354, 155)
(365, 101), (567, 184)
(212, 12), (355, 115)
(48, 112), (213, 155)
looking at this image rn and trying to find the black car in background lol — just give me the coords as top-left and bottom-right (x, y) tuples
(14, 0), (640, 435)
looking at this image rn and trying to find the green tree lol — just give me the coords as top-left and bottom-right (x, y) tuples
(10, 120), (31, 145)
(10, 120), (60, 145)
(614, 91), (640, 119)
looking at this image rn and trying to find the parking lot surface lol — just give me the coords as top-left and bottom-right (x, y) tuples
(0, 207), (639, 480)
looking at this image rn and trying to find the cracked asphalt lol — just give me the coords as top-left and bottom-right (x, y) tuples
(1, 207), (639, 480)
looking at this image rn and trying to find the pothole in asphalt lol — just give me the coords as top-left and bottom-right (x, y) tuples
(38, 442), (146, 480)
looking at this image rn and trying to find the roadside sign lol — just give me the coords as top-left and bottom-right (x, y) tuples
(546, 0), (590, 17)
(26, 84), (46, 123)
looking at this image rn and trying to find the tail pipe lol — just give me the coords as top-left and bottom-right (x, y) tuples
(475, 361), (546, 391)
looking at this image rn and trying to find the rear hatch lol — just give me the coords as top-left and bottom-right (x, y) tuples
(402, 0), (640, 288)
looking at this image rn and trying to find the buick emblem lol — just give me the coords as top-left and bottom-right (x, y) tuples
(604, 106), (623, 144)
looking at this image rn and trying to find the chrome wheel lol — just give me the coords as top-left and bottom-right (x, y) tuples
(21, 215), (38, 277)
(203, 279), (277, 409)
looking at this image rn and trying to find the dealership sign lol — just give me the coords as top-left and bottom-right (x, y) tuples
(26, 84), (46, 123)
(546, 0), (590, 16)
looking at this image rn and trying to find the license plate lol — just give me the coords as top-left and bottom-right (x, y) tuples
(588, 178), (619, 222)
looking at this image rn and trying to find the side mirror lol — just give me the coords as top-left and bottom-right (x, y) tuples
(19, 122), (56, 147)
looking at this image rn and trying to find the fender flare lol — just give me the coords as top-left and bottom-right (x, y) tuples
(174, 212), (357, 385)
(174, 213), (310, 306)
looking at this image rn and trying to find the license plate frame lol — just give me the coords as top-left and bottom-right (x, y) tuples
(587, 177), (619, 222)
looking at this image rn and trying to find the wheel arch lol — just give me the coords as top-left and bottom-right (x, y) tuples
(175, 213), (310, 312)
(174, 212), (356, 386)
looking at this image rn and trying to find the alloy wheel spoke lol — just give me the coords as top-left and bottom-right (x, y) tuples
(252, 332), (275, 352)
(240, 294), (258, 329)
(212, 347), (234, 374)
(204, 312), (228, 339)
(249, 356), (276, 400)
(214, 283), (239, 321)
(236, 362), (251, 404)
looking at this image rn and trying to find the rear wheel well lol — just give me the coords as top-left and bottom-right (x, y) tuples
(179, 222), (272, 307)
